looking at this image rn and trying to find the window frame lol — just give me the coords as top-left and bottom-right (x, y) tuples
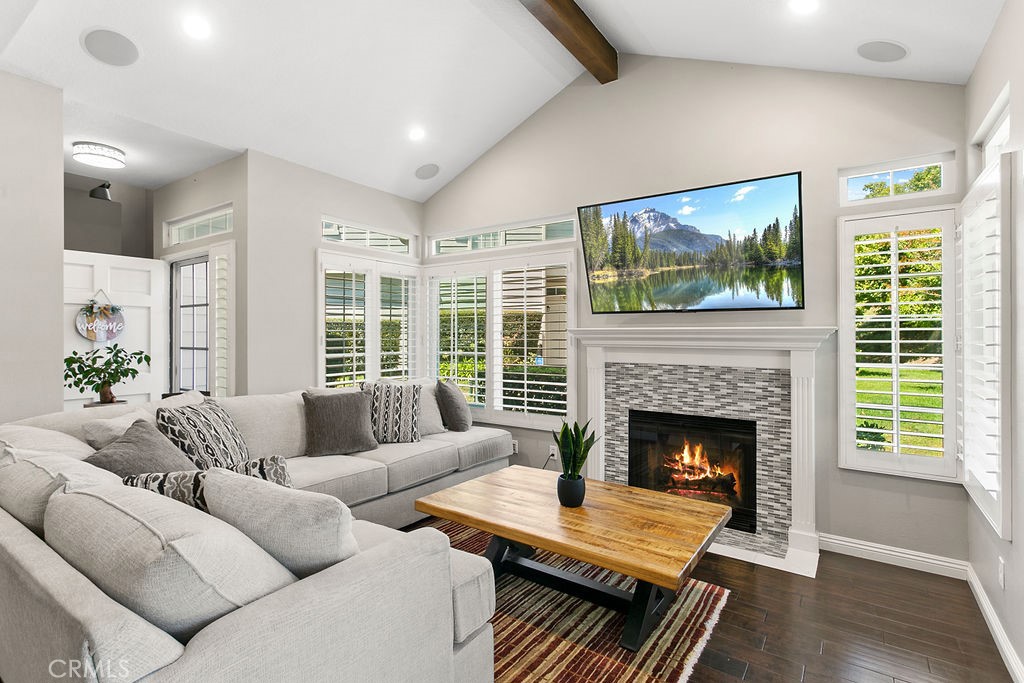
(838, 153), (957, 208)
(321, 216), (419, 264)
(427, 215), (577, 263)
(424, 244), (577, 430)
(317, 249), (422, 388)
(164, 204), (234, 248)
(837, 205), (959, 482)
(171, 255), (212, 394)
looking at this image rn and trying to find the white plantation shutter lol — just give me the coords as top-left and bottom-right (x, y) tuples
(207, 242), (234, 397)
(431, 275), (487, 404)
(379, 274), (416, 380)
(324, 271), (367, 387)
(493, 265), (569, 416)
(959, 153), (1013, 539)
(838, 209), (957, 480)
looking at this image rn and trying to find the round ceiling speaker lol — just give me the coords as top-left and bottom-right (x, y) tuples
(857, 40), (909, 63)
(415, 163), (440, 180)
(82, 29), (139, 67)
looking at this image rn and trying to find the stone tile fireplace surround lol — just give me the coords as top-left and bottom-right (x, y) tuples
(569, 327), (836, 577)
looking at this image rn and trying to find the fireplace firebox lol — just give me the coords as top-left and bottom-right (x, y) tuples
(628, 410), (756, 534)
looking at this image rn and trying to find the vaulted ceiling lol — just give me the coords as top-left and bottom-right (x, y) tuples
(0, 0), (1005, 200)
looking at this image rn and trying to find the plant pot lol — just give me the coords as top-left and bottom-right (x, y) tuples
(98, 383), (116, 404)
(557, 474), (585, 508)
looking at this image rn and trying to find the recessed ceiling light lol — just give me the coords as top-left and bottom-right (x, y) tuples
(409, 126), (426, 142)
(857, 40), (909, 63)
(72, 142), (127, 169)
(81, 29), (139, 67)
(415, 163), (440, 180)
(182, 14), (212, 40)
(788, 0), (819, 15)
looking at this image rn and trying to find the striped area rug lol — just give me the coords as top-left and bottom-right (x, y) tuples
(425, 519), (729, 683)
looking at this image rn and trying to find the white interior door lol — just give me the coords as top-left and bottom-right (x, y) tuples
(63, 250), (169, 410)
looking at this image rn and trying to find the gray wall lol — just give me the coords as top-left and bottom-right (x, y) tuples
(245, 151), (422, 394)
(64, 173), (153, 258)
(153, 153), (249, 393)
(0, 71), (64, 422)
(423, 54), (970, 559)
(964, 0), (1024, 661)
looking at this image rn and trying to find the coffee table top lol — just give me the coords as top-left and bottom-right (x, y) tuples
(415, 465), (732, 590)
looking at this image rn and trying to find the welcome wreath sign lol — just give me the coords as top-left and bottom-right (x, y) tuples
(75, 299), (126, 342)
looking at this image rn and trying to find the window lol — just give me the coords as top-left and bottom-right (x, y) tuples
(433, 220), (574, 255)
(494, 265), (568, 416)
(167, 207), (232, 247)
(172, 257), (210, 392)
(838, 208), (957, 480)
(982, 111), (1010, 169)
(960, 154), (1012, 539)
(322, 219), (411, 254)
(380, 275), (416, 380)
(324, 272), (367, 387)
(839, 154), (955, 207)
(432, 275), (487, 405)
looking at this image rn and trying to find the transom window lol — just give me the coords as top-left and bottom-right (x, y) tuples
(167, 207), (233, 247)
(839, 154), (955, 207)
(322, 219), (411, 254)
(432, 220), (574, 255)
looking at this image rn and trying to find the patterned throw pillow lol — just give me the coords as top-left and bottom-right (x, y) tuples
(362, 383), (421, 444)
(156, 400), (249, 469)
(123, 456), (293, 512)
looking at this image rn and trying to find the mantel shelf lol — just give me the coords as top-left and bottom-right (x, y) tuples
(568, 326), (837, 352)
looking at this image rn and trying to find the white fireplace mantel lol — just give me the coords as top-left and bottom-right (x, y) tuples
(569, 325), (837, 577)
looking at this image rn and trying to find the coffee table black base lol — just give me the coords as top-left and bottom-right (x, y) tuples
(484, 535), (675, 651)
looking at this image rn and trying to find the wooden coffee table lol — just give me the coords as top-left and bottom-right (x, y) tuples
(415, 465), (731, 651)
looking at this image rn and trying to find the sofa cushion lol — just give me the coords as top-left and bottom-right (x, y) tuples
(217, 393), (307, 459)
(436, 380), (473, 431)
(302, 391), (378, 456)
(358, 441), (458, 493)
(10, 391), (205, 443)
(351, 520), (494, 643)
(157, 400), (250, 469)
(85, 419), (197, 477)
(0, 425), (94, 459)
(364, 382), (421, 444)
(287, 455), (387, 505)
(44, 485), (296, 642)
(82, 408), (154, 449)
(122, 456), (294, 511)
(0, 449), (121, 535)
(205, 468), (359, 578)
(424, 427), (514, 471)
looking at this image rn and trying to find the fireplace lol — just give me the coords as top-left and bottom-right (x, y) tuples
(628, 409), (757, 534)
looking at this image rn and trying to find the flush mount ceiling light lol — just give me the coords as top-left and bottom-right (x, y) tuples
(182, 14), (212, 40)
(415, 163), (440, 180)
(81, 29), (139, 66)
(72, 142), (126, 169)
(408, 126), (426, 142)
(788, 0), (820, 15)
(858, 40), (909, 63)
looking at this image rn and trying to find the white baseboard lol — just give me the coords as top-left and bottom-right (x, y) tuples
(968, 565), (1024, 683)
(817, 533), (969, 579)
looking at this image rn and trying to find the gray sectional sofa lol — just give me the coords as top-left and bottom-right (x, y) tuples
(0, 386), (512, 682)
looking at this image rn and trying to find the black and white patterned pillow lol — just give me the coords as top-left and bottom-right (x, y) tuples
(362, 382), (420, 444)
(123, 456), (293, 511)
(156, 400), (249, 469)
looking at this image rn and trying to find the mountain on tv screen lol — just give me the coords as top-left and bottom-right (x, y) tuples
(577, 172), (805, 313)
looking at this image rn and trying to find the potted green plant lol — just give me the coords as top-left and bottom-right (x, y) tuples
(63, 344), (151, 405)
(551, 420), (598, 507)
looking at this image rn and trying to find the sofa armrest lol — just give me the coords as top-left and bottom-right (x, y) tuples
(147, 527), (457, 683)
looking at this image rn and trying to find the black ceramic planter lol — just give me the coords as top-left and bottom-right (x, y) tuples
(557, 474), (585, 507)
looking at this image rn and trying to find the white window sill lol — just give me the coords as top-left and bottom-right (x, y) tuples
(470, 407), (564, 432)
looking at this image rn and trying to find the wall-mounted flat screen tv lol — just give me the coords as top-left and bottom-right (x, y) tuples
(577, 171), (804, 313)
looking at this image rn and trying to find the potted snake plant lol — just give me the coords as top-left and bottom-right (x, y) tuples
(551, 420), (598, 507)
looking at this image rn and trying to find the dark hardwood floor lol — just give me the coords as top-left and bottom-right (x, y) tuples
(688, 551), (1012, 682)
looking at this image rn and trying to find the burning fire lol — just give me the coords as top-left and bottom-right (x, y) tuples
(662, 438), (741, 499)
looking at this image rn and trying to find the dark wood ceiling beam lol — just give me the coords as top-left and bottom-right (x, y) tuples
(519, 0), (618, 84)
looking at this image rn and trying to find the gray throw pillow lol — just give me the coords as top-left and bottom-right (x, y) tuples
(362, 382), (421, 444)
(86, 420), (197, 477)
(156, 400), (249, 469)
(302, 391), (378, 456)
(436, 380), (473, 432)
